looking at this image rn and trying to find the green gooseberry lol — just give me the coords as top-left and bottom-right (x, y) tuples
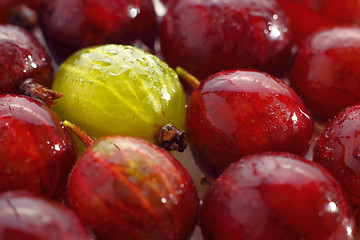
(52, 44), (186, 146)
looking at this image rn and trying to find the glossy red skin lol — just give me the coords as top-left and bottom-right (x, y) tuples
(276, 0), (360, 42)
(160, 0), (293, 80)
(39, 0), (157, 63)
(0, 0), (42, 24)
(0, 191), (90, 240)
(0, 94), (77, 199)
(68, 135), (199, 240)
(274, 0), (339, 43)
(187, 69), (314, 177)
(200, 152), (355, 240)
(275, 0), (360, 44)
(289, 26), (360, 118)
(313, 104), (360, 219)
(0, 24), (53, 93)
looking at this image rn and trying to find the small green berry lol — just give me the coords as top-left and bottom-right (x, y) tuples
(52, 44), (186, 143)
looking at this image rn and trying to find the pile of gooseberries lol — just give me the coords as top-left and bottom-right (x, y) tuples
(2, 0), (360, 239)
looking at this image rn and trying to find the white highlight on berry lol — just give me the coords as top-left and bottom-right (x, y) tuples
(128, 7), (140, 19)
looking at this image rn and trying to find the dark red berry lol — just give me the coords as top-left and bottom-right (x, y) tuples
(39, 0), (157, 63)
(0, 24), (53, 95)
(200, 152), (355, 240)
(313, 103), (360, 219)
(160, 0), (293, 80)
(314, 0), (360, 23)
(279, 0), (360, 26)
(289, 26), (360, 118)
(0, 94), (77, 199)
(275, 0), (360, 44)
(187, 69), (314, 177)
(274, 0), (338, 43)
(68, 135), (199, 240)
(0, 190), (90, 240)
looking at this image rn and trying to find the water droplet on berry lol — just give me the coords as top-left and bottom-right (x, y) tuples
(128, 6), (140, 19)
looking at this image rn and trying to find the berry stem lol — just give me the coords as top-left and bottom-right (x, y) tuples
(176, 67), (200, 89)
(62, 120), (94, 148)
(132, 40), (153, 54)
(10, 4), (38, 32)
(314, 119), (327, 134)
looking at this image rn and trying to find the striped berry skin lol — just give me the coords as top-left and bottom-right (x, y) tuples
(52, 44), (186, 144)
(0, 94), (77, 199)
(67, 135), (199, 240)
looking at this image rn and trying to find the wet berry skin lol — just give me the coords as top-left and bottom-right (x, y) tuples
(0, 24), (53, 94)
(0, 190), (90, 240)
(313, 104), (360, 218)
(200, 152), (355, 240)
(187, 69), (314, 177)
(289, 26), (360, 119)
(68, 135), (199, 240)
(0, 94), (77, 199)
(39, 0), (157, 63)
(160, 0), (293, 80)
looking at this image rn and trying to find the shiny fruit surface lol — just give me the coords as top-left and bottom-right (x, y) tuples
(290, 26), (360, 118)
(160, 0), (292, 80)
(276, 0), (360, 29)
(0, 24), (53, 94)
(274, 0), (338, 43)
(52, 44), (186, 143)
(187, 69), (314, 177)
(275, 0), (360, 43)
(68, 135), (199, 240)
(0, 94), (77, 199)
(0, 190), (90, 240)
(39, 0), (157, 63)
(200, 152), (355, 240)
(313, 104), (360, 218)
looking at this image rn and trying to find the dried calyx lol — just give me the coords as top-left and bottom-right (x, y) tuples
(19, 78), (62, 107)
(154, 124), (187, 152)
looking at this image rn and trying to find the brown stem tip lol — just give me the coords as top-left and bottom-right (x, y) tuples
(19, 78), (63, 107)
(155, 124), (187, 152)
(201, 176), (214, 186)
(11, 4), (38, 32)
(131, 40), (153, 54)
